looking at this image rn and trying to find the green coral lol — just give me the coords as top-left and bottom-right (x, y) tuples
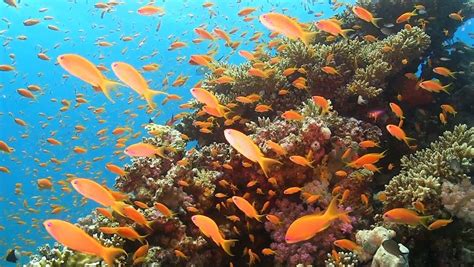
(383, 124), (474, 213)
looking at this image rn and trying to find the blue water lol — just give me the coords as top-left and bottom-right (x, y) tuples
(0, 0), (343, 263)
(0, 0), (470, 265)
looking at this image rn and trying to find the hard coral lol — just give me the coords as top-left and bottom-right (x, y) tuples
(383, 124), (474, 215)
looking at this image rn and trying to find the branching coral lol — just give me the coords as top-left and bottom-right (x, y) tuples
(383, 124), (474, 214)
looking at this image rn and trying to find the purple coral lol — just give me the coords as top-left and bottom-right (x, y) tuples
(264, 199), (353, 265)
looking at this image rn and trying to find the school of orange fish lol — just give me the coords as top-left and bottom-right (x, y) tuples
(0, 0), (465, 265)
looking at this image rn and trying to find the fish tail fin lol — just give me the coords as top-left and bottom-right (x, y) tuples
(302, 31), (317, 46)
(341, 29), (354, 39)
(111, 201), (128, 217)
(258, 157), (282, 178)
(100, 246), (127, 266)
(154, 146), (170, 159)
(442, 83), (452, 94)
(371, 17), (382, 28)
(403, 136), (416, 147)
(420, 215), (433, 229)
(100, 79), (123, 103)
(218, 104), (231, 119)
(325, 194), (349, 220)
(144, 89), (167, 109)
(221, 239), (238, 256)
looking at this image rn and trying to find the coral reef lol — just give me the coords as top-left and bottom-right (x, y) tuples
(27, 0), (473, 266)
(383, 124), (474, 216)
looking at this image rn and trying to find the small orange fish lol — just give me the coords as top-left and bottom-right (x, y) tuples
(419, 80), (451, 94)
(232, 196), (264, 221)
(386, 124), (415, 147)
(224, 129), (282, 178)
(283, 187), (302, 195)
(312, 96), (330, 114)
(433, 67), (456, 78)
(440, 104), (457, 116)
(58, 54), (121, 102)
(315, 19), (352, 38)
(124, 143), (170, 159)
(383, 208), (432, 227)
(389, 103), (404, 119)
(333, 239), (362, 252)
(347, 151), (386, 168)
(396, 11), (417, 24)
(428, 219), (453, 230)
(191, 215), (237, 256)
(112, 62), (167, 109)
(154, 202), (174, 217)
(289, 155), (313, 168)
(44, 220), (126, 266)
(352, 6), (381, 27)
(281, 110), (303, 120)
(259, 13), (316, 46)
(285, 195), (350, 243)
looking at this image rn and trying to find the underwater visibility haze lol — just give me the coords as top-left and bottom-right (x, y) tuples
(0, 0), (473, 266)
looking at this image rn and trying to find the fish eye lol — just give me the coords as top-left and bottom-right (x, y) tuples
(59, 56), (64, 60)
(113, 63), (118, 67)
(47, 222), (52, 227)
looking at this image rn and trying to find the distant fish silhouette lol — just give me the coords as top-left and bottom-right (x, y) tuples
(5, 249), (19, 263)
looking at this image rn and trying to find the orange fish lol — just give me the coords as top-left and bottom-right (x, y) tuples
(281, 110), (303, 120)
(71, 178), (126, 215)
(312, 96), (330, 114)
(321, 66), (340, 75)
(333, 239), (362, 252)
(440, 104), (457, 116)
(283, 187), (302, 195)
(191, 215), (237, 256)
(386, 124), (415, 146)
(238, 7), (256, 17)
(419, 80), (451, 94)
(44, 219), (126, 266)
(428, 219), (453, 230)
(289, 154), (313, 168)
(315, 19), (352, 38)
(105, 163), (127, 176)
(57, 54), (121, 102)
(124, 143), (170, 159)
(190, 87), (229, 118)
(266, 140), (287, 156)
(352, 6), (380, 27)
(232, 196), (264, 222)
(259, 13), (316, 46)
(224, 129), (282, 177)
(285, 195), (350, 243)
(383, 208), (432, 227)
(347, 151), (386, 168)
(154, 202), (174, 217)
(433, 67), (456, 78)
(389, 103), (404, 119)
(137, 5), (164, 16)
(112, 62), (167, 109)
(396, 11), (417, 24)
(122, 205), (152, 230)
